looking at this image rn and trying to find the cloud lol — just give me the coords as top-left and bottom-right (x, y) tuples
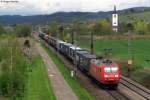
(0, 0), (150, 15)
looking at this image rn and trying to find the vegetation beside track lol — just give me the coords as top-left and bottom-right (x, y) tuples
(0, 36), (29, 99)
(24, 56), (56, 100)
(41, 43), (94, 100)
(0, 36), (56, 99)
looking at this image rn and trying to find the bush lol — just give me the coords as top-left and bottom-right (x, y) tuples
(93, 19), (114, 35)
(134, 20), (148, 35)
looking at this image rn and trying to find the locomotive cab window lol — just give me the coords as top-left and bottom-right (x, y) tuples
(104, 67), (111, 73)
(104, 67), (118, 73)
(111, 67), (118, 73)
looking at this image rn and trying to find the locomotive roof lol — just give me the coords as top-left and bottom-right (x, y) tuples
(102, 59), (114, 64)
(91, 58), (116, 66)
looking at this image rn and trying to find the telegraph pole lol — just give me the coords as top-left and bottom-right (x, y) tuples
(127, 30), (134, 77)
(71, 31), (74, 44)
(74, 31), (78, 76)
(56, 26), (59, 52)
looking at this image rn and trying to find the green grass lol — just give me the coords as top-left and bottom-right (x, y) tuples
(42, 43), (94, 100)
(77, 38), (150, 68)
(24, 56), (56, 100)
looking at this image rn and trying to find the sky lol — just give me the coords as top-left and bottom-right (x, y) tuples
(0, 0), (150, 15)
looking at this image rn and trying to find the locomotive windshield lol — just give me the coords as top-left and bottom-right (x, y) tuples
(104, 67), (118, 73)
(104, 67), (111, 73)
(111, 67), (118, 73)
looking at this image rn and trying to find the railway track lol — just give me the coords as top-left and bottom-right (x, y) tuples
(120, 76), (150, 100)
(107, 90), (129, 100)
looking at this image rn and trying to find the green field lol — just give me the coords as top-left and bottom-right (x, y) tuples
(24, 56), (56, 100)
(77, 37), (150, 68)
(42, 43), (94, 100)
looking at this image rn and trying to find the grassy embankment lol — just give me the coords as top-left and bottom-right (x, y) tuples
(24, 38), (56, 100)
(41, 43), (94, 100)
(77, 37), (150, 89)
(24, 56), (56, 100)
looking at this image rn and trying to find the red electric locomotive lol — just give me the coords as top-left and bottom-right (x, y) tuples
(89, 59), (120, 88)
(75, 50), (120, 89)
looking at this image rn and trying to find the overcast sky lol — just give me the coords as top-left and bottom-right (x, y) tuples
(0, 0), (150, 15)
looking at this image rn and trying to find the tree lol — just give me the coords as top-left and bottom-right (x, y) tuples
(15, 24), (32, 37)
(134, 20), (148, 35)
(126, 23), (134, 31)
(147, 23), (150, 33)
(72, 21), (89, 35)
(119, 22), (128, 33)
(48, 21), (60, 37)
(93, 19), (113, 35)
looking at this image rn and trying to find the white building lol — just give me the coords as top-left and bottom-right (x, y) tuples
(112, 5), (118, 32)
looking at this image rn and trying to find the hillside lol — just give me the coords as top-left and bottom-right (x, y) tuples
(0, 12), (111, 25)
(119, 11), (150, 22)
(0, 7), (150, 25)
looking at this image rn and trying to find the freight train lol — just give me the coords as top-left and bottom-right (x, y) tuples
(38, 32), (120, 89)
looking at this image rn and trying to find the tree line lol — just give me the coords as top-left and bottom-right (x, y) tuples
(46, 18), (150, 42)
(0, 23), (32, 37)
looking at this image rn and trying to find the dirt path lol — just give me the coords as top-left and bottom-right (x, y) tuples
(35, 43), (78, 100)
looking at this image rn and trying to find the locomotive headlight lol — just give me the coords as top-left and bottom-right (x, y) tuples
(115, 75), (118, 77)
